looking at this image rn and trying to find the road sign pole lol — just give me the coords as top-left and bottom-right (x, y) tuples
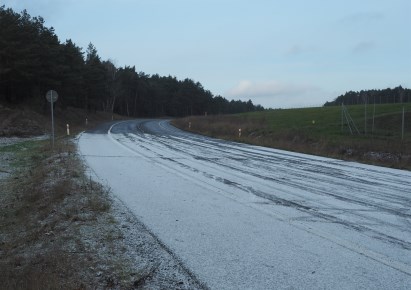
(51, 91), (55, 148)
(46, 90), (58, 149)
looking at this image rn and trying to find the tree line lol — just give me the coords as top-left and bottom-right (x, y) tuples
(0, 6), (263, 117)
(324, 86), (411, 106)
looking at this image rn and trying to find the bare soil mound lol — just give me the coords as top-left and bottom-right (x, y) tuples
(0, 106), (47, 136)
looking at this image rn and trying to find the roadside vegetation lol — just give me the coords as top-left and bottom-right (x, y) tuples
(172, 103), (411, 170)
(0, 112), (203, 289)
(0, 104), (124, 137)
(0, 136), (142, 288)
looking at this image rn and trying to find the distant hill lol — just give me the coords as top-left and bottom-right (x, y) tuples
(324, 86), (411, 106)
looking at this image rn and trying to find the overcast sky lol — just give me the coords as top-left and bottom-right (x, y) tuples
(3, 0), (411, 108)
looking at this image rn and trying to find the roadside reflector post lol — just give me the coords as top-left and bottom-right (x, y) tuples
(239, 128), (242, 137)
(66, 124), (70, 136)
(85, 118), (88, 126)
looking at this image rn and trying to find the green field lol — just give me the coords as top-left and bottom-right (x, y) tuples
(244, 103), (411, 139)
(173, 103), (411, 169)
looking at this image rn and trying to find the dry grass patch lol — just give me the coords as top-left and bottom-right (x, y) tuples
(1, 136), (204, 289)
(0, 138), (137, 289)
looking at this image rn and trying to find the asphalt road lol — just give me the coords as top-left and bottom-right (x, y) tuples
(79, 119), (411, 289)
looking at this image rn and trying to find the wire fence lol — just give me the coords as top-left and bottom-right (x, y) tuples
(341, 103), (410, 141)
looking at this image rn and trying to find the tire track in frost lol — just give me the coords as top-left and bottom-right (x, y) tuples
(107, 121), (411, 276)
(124, 123), (411, 231)
(161, 133), (410, 213)
(116, 127), (411, 251)
(168, 143), (411, 250)
(167, 128), (411, 190)
(151, 133), (411, 221)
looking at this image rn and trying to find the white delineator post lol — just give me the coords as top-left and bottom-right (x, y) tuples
(66, 124), (70, 136)
(239, 128), (242, 137)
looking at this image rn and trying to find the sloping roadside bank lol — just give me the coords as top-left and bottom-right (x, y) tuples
(0, 136), (203, 289)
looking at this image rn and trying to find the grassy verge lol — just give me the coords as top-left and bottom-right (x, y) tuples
(172, 104), (411, 169)
(1, 108), (204, 289)
(0, 137), (140, 289)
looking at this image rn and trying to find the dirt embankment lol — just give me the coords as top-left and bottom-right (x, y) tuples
(0, 104), (126, 137)
(0, 106), (47, 136)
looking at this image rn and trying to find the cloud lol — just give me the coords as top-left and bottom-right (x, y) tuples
(284, 44), (318, 57)
(339, 12), (384, 24)
(352, 41), (376, 54)
(285, 45), (305, 56)
(225, 80), (323, 108)
(226, 80), (317, 98)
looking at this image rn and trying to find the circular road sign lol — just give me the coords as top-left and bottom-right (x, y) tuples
(46, 90), (58, 103)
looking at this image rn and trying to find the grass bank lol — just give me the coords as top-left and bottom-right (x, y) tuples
(172, 104), (411, 170)
(0, 137), (139, 288)
(0, 124), (203, 289)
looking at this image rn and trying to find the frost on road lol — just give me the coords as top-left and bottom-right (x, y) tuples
(78, 119), (411, 289)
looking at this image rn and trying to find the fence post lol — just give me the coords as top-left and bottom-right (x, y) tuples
(402, 106), (405, 140)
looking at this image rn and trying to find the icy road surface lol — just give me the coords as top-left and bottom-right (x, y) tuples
(78, 119), (411, 289)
